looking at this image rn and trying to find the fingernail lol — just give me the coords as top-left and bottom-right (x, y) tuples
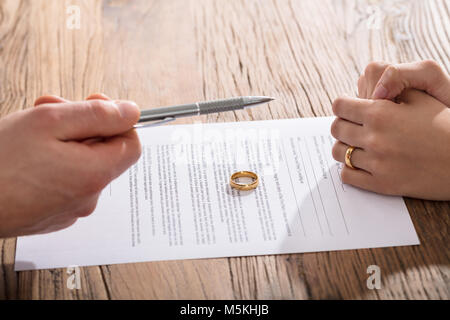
(373, 84), (388, 99)
(97, 93), (110, 99)
(115, 101), (140, 120)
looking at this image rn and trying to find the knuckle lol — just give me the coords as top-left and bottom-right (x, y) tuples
(365, 103), (384, 127)
(417, 60), (445, 85)
(124, 145), (142, 169)
(87, 99), (108, 109)
(420, 60), (446, 83)
(80, 179), (102, 196)
(76, 201), (99, 218)
(119, 131), (143, 166)
(330, 118), (341, 138)
(357, 75), (364, 87)
(340, 168), (351, 184)
(365, 134), (383, 153)
(364, 61), (387, 76)
(129, 135), (143, 162)
(78, 169), (111, 196)
(88, 99), (117, 121)
(368, 158), (383, 174)
(384, 64), (399, 79)
(420, 59), (441, 72)
(332, 96), (346, 115)
(133, 141), (143, 162)
(331, 142), (341, 161)
(357, 76), (366, 98)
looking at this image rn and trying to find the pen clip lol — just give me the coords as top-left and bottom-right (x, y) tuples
(133, 117), (175, 129)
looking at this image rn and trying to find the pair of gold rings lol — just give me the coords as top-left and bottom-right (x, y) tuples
(230, 171), (259, 191)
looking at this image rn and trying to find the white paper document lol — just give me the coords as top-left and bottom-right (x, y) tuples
(15, 117), (419, 270)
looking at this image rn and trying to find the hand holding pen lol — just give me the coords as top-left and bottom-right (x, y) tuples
(0, 93), (273, 237)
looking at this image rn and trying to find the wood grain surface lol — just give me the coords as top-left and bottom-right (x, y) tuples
(0, 0), (449, 299)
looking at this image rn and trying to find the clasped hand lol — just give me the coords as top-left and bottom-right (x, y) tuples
(331, 60), (450, 200)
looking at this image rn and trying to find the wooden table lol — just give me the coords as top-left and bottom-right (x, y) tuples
(0, 0), (449, 300)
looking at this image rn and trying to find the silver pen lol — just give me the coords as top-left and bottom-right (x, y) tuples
(134, 96), (274, 128)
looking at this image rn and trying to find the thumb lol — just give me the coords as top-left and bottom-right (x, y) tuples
(39, 99), (141, 141)
(372, 60), (450, 105)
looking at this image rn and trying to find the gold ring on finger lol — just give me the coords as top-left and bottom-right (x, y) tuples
(345, 146), (357, 169)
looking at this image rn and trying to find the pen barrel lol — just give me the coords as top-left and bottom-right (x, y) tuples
(138, 97), (247, 123)
(138, 104), (199, 123)
(198, 97), (245, 115)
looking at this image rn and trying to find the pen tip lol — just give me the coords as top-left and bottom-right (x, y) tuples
(243, 96), (276, 108)
(255, 96), (276, 102)
(260, 96), (276, 104)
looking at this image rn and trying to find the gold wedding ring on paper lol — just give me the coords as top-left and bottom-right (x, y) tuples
(345, 146), (356, 169)
(230, 171), (259, 191)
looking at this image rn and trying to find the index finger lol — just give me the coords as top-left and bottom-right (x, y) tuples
(88, 129), (142, 182)
(332, 96), (371, 125)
